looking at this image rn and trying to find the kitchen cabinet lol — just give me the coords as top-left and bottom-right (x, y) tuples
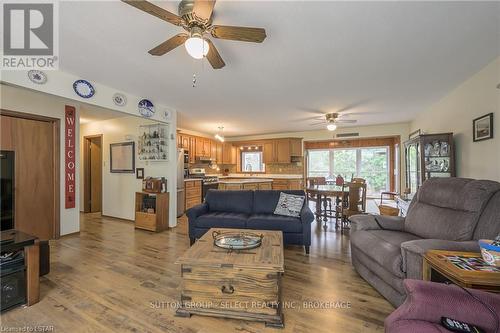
(182, 135), (190, 150)
(210, 140), (217, 160)
(185, 180), (202, 210)
(216, 142), (223, 164)
(272, 178), (303, 190)
(222, 143), (237, 164)
(263, 141), (275, 164)
(177, 133), (182, 148)
(188, 137), (196, 163)
(290, 138), (302, 156)
(195, 137), (211, 157)
(275, 139), (291, 163)
(262, 138), (303, 164)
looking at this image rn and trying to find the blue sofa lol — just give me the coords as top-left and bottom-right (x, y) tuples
(186, 190), (314, 254)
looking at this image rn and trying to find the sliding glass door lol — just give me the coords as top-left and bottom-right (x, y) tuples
(307, 147), (390, 196)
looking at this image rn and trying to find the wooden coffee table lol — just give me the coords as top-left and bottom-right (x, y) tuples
(175, 228), (285, 328)
(423, 250), (500, 292)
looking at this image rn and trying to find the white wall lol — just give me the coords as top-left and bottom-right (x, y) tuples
(80, 116), (174, 223)
(411, 56), (500, 181)
(1, 70), (178, 233)
(0, 84), (81, 235)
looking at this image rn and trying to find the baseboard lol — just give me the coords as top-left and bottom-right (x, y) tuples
(101, 214), (134, 223)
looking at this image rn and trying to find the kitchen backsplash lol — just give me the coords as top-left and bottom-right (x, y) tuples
(200, 162), (303, 175)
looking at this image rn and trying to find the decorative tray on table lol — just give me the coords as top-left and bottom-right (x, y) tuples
(212, 231), (263, 250)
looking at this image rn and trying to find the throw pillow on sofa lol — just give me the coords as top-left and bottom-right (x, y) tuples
(274, 192), (305, 217)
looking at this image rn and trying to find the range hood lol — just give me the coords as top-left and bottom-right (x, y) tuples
(195, 156), (215, 163)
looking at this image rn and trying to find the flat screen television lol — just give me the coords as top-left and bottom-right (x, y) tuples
(1, 150), (15, 231)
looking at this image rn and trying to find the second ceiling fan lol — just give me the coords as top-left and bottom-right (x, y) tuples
(122, 0), (267, 69)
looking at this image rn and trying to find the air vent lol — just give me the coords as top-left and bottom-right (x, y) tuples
(336, 132), (359, 138)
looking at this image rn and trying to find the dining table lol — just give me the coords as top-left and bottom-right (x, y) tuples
(306, 184), (349, 230)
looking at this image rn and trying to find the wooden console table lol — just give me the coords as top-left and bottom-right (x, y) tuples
(423, 250), (500, 293)
(1, 230), (40, 309)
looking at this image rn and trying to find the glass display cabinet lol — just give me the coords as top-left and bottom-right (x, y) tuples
(138, 123), (169, 161)
(404, 133), (455, 197)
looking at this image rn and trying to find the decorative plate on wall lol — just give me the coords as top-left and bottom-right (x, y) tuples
(138, 99), (155, 118)
(112, 93), (127, 107)
(73, 80), (95, 98)
(27, 70), (47, 84)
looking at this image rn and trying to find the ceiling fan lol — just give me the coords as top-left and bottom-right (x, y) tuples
(310, 113), (357, 131)
(122, 0), (267, 69)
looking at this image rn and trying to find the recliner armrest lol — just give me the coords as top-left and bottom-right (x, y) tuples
(186, 203), (209, 222)
(350, 214), (405, 232)
(401, 239), (480, 279)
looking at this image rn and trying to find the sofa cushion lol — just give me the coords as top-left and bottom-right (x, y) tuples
(247, 214), (303, 233)
(274, 192), (305, 217)
(350, 230), (421, 278)
(205, 190), (254, 214)
(196, 212), (248, 229)
(253, 190), (306, 214)
(405, 178), (500, 241)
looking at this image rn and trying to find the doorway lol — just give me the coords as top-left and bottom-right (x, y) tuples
(83, 135), (102, 213)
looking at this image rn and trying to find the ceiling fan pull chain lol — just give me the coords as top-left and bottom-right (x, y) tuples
(192, 73), (197, 88)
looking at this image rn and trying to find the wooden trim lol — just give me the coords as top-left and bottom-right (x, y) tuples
(304, 136), (400, 192)
(101, 214), (135, 223)
(1, 109), (61, 239)
(59, 231), (80, 238)
(25, 240), (40, 306)
(83, 134), (103, 213)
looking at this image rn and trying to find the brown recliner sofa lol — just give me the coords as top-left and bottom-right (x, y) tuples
(350, 178), (500, 307)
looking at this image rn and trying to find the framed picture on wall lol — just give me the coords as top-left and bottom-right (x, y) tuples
(473, 113), (494, 142)
(110, 142), (135, 173)
(136, 168), (144, 179)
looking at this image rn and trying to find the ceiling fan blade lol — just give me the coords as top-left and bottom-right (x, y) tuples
(205, 39), (225, 69)
(148, 33), (188, 56)
(309, 122), (326, 126)
(193, 0), (216, 22)
(211, 25), (266, 43)
(335, 119), (357, 124)
(290, 116), (324, 122)
(122, 0), (183, 26)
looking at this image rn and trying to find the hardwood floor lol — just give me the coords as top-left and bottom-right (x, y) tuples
(1, 213), (394, 332)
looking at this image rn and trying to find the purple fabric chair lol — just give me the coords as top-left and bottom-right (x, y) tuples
(385, 279), (500, 333)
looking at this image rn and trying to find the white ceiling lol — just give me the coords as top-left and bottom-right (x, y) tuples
(60, 1), (500, 136)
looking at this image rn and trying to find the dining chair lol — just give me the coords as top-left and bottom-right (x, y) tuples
(339, 182), (367, 231)
(306, 177), (333, 220)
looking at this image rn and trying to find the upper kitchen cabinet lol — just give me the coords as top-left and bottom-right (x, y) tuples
(222, 143), (237, 164)
(263, 138), (303, 164)
(216, 142), (223, 164)
(195, 137), (212, 157)
(289, 138), (303, 156)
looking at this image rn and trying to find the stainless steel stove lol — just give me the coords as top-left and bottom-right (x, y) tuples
(188, 169), (219, 200)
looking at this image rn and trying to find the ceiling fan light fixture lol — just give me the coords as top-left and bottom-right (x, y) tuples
(185, 35), (209, 59)
(327, 123), (337, 131)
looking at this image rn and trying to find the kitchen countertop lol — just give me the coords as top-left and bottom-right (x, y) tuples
(218, 178), (273, 184)
(184, 178), (202, 182)
(218, 174), (303, 179)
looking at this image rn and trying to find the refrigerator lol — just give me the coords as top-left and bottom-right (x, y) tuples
(176, 148), (185, 217)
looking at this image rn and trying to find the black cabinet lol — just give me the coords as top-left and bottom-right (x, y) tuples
(404, 133), (455, 197)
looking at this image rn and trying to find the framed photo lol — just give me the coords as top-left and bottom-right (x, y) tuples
(136, 168), (144, 179)
(473, 113), (494, 142)
(110, 142), (135, 173)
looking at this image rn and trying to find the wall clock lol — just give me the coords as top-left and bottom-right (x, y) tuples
(112, 93), (127, 107)
(73, 80), (95, 98)
(138, 99), (155, 118)
(27, 70), (47, 84)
